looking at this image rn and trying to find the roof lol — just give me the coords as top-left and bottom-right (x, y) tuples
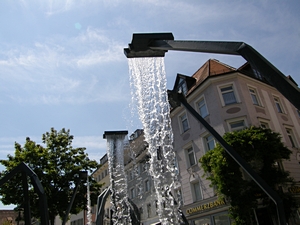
(174, 59), (236, 96)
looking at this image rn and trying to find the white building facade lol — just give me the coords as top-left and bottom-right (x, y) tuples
(170, 59), (300, 224)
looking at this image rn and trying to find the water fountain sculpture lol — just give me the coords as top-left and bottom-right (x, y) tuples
(0, 162), (49, 225)
(124, 32), (300, 225)
(99, 131), (140, 225)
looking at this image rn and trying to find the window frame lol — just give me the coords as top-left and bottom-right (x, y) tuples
(273, 95), (285, 114)
(144, 179), (151, 192)
(195, 95), (209, 118)
(147, 203), (151, 218)
(178, 111), (190, 133)
(248, 86), (262, 106)
(178, 78), (188, 95)
(226, 117), (248, 131)
(130, 187), (136, 199)
(185, 145), (197, 168)
(285, 127), (298, 148)
(191, 180), (203, 202)
(204, 134), (216, 152)
(258, 118), (270, 129)
(218, 83), (239, 106)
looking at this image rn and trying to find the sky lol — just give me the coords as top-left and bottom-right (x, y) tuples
(0, 0), (300, 209)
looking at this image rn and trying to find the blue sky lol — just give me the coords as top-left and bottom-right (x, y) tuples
(0, 0), (300, 209)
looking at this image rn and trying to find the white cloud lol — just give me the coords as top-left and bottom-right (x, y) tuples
(0, 27), (129, 105)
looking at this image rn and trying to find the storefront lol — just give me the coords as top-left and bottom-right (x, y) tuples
(182, 197), (231, 225)
(287, 184), (300, 224)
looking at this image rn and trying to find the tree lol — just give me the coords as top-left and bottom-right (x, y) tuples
(0, 128), (102, 225)
(200, 126), (298, 224)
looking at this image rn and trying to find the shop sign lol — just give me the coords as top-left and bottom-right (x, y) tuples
(288, 186), (300, 194)
(186, 199), (226, 215)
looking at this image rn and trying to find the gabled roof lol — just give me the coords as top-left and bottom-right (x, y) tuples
(192, 58), (236, 83)
(184, 59), (236, 95)
(172, 73), (196, 92)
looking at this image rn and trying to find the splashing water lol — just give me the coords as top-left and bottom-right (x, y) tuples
(106, 133), (132, 225)
(87, 177), (92, 225)
(128, 57), (181, 225)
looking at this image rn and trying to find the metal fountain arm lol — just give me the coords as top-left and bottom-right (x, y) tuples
(0, 162), (49, 225)
(124, 33), (300, 111)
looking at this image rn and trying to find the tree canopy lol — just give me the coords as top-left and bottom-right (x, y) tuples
(0, 128), (102, 225)
(200, 126), (298, 224)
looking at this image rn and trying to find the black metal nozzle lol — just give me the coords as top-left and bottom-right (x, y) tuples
(103, 131), (128, 139)
(124, 32), (174, 58)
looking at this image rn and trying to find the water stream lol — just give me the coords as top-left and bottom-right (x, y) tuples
(87, 177), (92, 225)
(106, 133), (132, 225)
(128, 57), (181, 225)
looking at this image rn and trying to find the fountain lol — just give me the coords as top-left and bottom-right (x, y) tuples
(128, 57), (183, 225)
(103, 131), (133, 224)
(123, 32), (300, 225)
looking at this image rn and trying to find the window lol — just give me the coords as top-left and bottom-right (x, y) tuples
(297, 109), (300, 118)
(227, 118), (247, 131)
(179, 112), (189, 133)
(205, 134), (216, 152)
(274, 96), (284, 113)
(258, 118), (270, 129)
(186, 146), (196, 167)
(191, 181), (203, 201)
(196, 97), (208, 117)
(253, 68), (263, 80)
(144, 179), (150, 192)
(213, 212), (231, 225)
(147, 203), (151, 218)
(130, 187), (136, 199)
(220, 85), (237, 105)
(174, 156), (180, 175)
(260, 122), (269, 129)
(139, 207), (143, 215)
(286, 128), (297, 148)
(135, 164), (141, 176)
(178, 78), (188, 95)
(128, 169), (134, 180)
(249, 87), (261, 106)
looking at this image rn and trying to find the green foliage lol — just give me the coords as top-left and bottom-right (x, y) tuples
(200, 126), (298, 224)
(0, 128), (102, 225)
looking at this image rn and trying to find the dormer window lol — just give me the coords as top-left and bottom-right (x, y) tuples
(178, 78), (188, 95)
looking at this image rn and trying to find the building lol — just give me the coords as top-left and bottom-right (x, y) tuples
(170, 59), (300, 224)
(124, 129), (161, 225)
(0, 210), (24, 225)
(70, 154), (110, 225)
(92, 153), (111, 225)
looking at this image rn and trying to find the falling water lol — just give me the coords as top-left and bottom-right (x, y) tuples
(128, 57), (181, 225)
(87, 177), (92, 225)
(106, 133), (132, 225)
